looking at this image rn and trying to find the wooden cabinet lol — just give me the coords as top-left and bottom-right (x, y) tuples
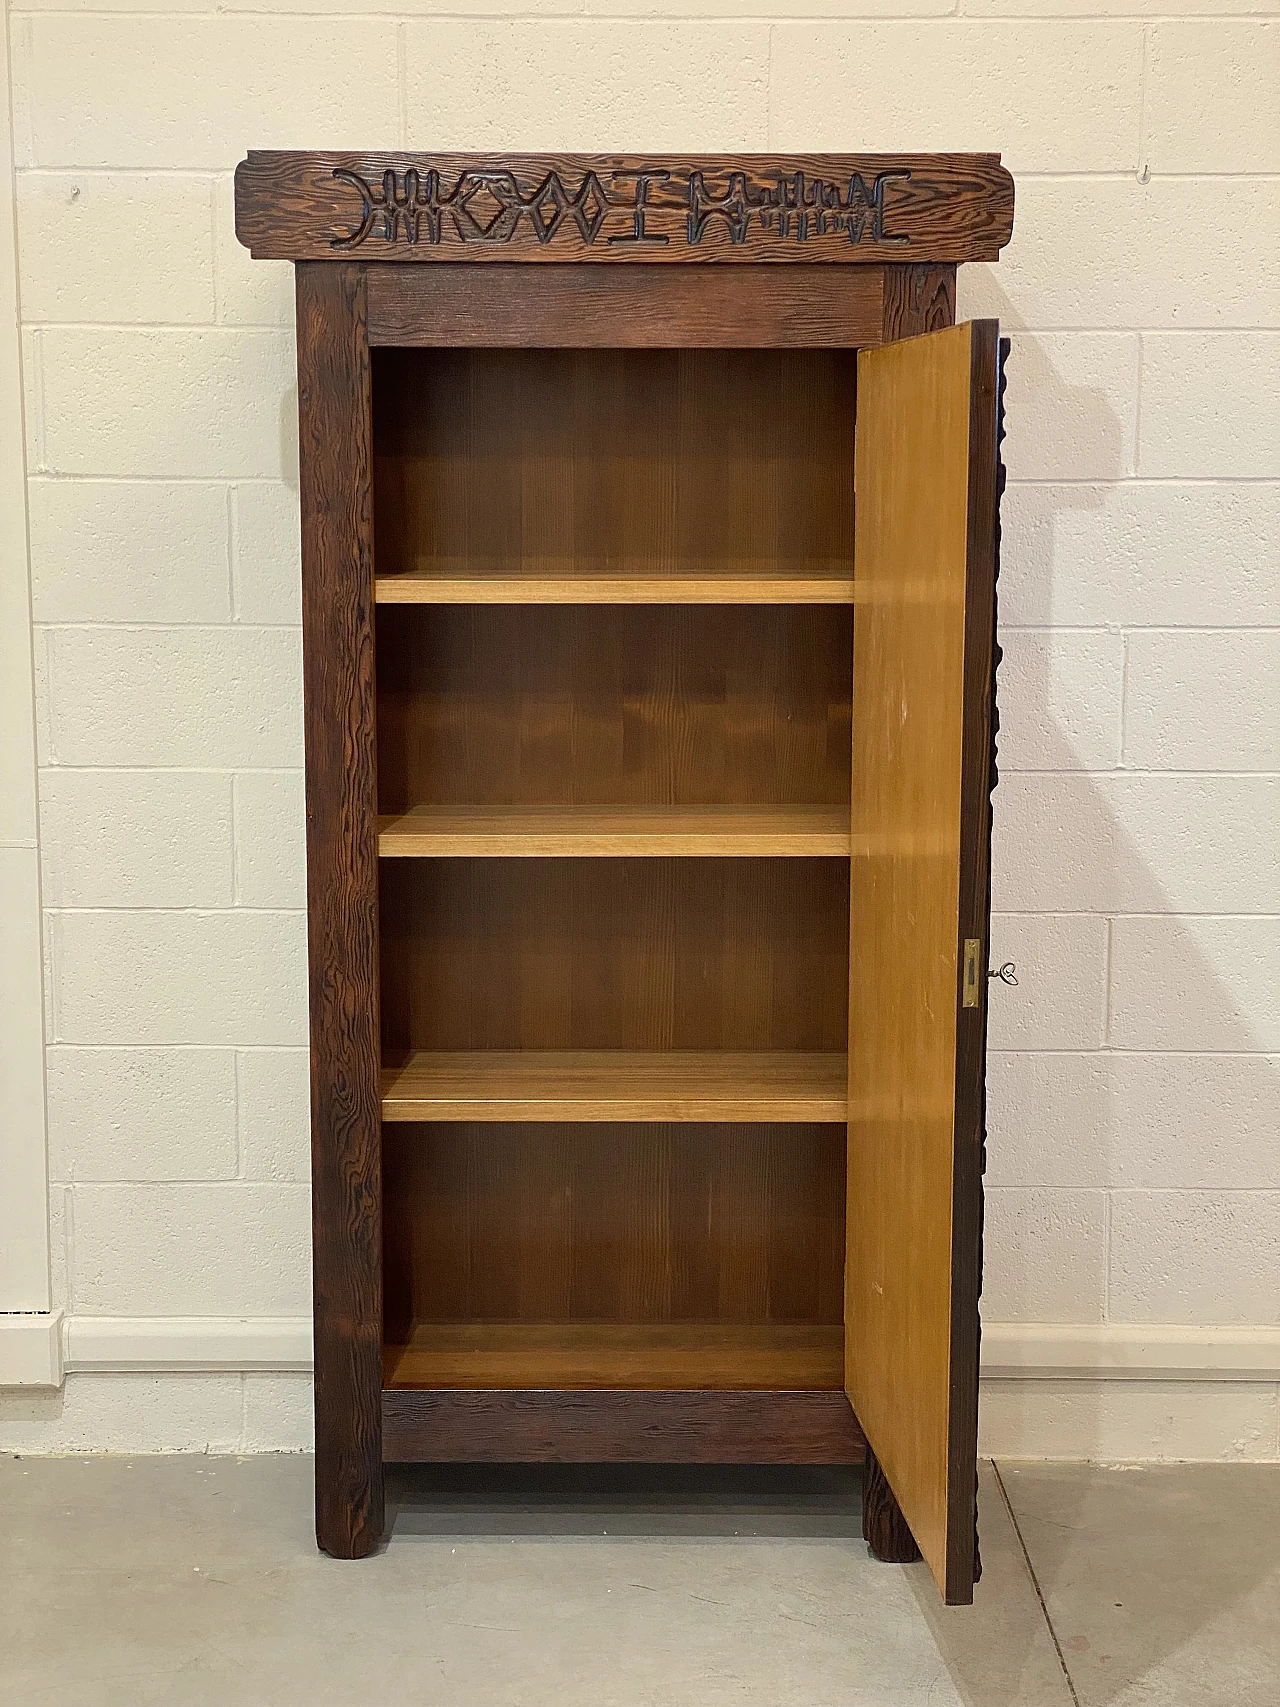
(235, 152), (1013, 1605)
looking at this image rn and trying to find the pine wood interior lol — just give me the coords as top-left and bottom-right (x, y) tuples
(372, 347), (856, 600)
(382, 1324), (845, 1391)
(375, 603), (853, 813)
(382, 1121), (846, 1382)
(374, 344), (856, 1398)
(379, 857), (849, 1056)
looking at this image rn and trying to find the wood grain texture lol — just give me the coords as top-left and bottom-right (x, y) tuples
(375, 604), (853, 814)
(882, 264), (957, 342)
(861, 1442), (922, 1564)
(295, 262), (384, 1559)
(235, 152), (1014, 264)
(380, 1050), (848, 1122)
(379, 858), (849, 1054)
(845, 319), (994, 1606)
(381, 1122), (845, 1338)
(376, 804), (851, 858)
(372, 348), (856, 608)
(383, 1322), (844, 1390)
(367, 263), (884, 348)
(382, 1388), (865, 1464)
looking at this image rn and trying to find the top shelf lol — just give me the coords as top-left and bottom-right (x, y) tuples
(374, 562), (855, 605)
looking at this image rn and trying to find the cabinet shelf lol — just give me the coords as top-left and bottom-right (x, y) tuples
(382, 1321), (845, 1391)
(377, 804), (851, 859)
(374, 562), (855, 605)
(380, 1050), (848, 1123)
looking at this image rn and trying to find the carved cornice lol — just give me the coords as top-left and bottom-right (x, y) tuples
(235, 153), (1014, 265)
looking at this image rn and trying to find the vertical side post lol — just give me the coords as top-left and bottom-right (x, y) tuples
(295, 262), (383, 1558)
(881, 264), (956, 342)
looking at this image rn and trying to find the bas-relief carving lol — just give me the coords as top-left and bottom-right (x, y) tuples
(329, 164), (914, 252)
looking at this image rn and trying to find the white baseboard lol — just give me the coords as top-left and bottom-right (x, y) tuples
(981, 1322), (1280, 1382)
(0, 1311), (64, 1385)
(4, 1315), (1277, 1386)
(62, 1315), (313, 1375)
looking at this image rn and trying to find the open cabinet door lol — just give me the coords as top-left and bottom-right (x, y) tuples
(847, 320), (1002, 1605)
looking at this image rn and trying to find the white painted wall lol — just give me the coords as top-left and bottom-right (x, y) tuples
(1, 0), (1277, 1458)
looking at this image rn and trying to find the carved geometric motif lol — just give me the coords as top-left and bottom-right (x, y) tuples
(329, 164), (914, 251)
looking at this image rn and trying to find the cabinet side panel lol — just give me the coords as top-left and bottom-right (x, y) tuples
(296, 261), (384, 1558)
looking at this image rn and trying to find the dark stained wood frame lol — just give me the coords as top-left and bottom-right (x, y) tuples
(384, 1390), (865, 1465)
(365, 263), (886, 348)
(247, 154), (1011, 1582)
(296, 262), (383, 1559)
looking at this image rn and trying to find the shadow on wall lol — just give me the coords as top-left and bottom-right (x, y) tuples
(912, 285), (1279, 1705)
(280, 381), (299, 492)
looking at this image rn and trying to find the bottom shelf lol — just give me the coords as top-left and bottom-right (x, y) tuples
(382, 1321), (844, 1391)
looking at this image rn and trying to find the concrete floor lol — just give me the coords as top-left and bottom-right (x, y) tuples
(2, 1457), (1277, 1706)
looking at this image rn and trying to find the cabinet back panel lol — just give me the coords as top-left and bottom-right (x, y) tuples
(383, 1122), (845, 1337)
(379, 857), (849, 1055)
(372, 347), (856, 581)
(376, 604), (853, 812)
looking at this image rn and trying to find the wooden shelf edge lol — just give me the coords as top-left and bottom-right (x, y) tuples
(376, 805), (850, 859)
(383, 1095), (848, 1122)
(374, 812), (957, 862)
(380, 1051), (849, 1124)
(379, 834), (850, 858)
(374, 575), (855, 606)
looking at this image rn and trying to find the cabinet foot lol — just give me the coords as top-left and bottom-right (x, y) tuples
(861, 1443), (922, 1564)
(314, 1435), (384, 1560)
(315, 1477), (384, 1560)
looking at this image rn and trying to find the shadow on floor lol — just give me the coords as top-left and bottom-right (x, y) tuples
(385, 1460), (1079, 1706)
(385, 1461), (865, 1540)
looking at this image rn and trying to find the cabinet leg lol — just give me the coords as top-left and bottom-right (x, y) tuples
(314, 1385), (384, 1560)
(861, 1443), (922, 1564)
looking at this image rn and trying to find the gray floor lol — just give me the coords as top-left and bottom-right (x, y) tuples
(2, 1456), (1277, 1706)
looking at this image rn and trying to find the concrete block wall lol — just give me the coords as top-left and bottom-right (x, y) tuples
(2, 1), (1278, 1455)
